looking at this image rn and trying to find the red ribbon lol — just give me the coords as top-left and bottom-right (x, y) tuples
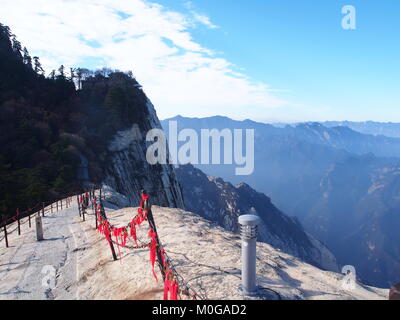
(148, 229), (158, 281)
(122, 229), (128, 248)
(140, 193), (149, 208)
(164, 270), (179, 300)
(161, 248), (167, 268)
(129, 220), (138, 245)
(113, 227), (123, 262)
(103, 221), (111, 244)
(94, 192), (188, 299)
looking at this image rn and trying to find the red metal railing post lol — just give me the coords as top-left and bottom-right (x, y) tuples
(17, 209), (21, 236)
(3, 222), (9, 248)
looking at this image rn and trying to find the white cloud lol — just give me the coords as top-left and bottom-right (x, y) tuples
(0, 0), (289, 120)
(191, 12), (219, 29)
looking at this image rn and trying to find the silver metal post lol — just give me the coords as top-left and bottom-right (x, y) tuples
(238, 214), (261, 296)
(36, 216), (44, 241)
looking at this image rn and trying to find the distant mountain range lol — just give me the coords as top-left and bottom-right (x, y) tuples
(322, 121), (400, 139)
(273, 121), (400, 139)
(162, 116), (400, 288)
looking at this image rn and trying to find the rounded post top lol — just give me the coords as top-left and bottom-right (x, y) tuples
(238, 214), (261, 226)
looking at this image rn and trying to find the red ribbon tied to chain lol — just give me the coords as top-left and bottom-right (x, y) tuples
(164, 270), (179, 300)
(113, 227), (124, 263)
(129, 220), (138, 246)
(140, 193), (149, 208)
(148, 229), (158, 282)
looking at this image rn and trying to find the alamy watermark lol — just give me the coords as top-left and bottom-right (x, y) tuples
(342, 5), (356, 30)
(145, 121), (255, 176)
(42, 265), (56, 290)
(341, 265), (356, 290)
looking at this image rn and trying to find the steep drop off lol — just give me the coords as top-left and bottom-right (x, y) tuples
(175, 164), (338, 272)
(163, 116), (400, 288)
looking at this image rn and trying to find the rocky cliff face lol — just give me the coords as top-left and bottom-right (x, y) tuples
(102, 99), (184, 209)
(175, 164), (338, 272)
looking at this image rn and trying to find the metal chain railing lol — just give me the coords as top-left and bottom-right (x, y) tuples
(1, 196), (74, 247)
(84, 189), (204, 300)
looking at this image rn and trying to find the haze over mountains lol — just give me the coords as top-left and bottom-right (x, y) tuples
(320, 121), (400, 139)
(162, 116), (400, 288)
(175, 164), (338, 272)
(273, 121), (400, 139)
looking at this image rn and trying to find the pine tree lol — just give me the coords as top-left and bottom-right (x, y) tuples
(58, 65), (65, 78)
(76, 68), (83, 89)
(0, 23), (12, 38)
(11, 35), (22, 58)
(70, 67), (75, 82)
(49, 70), (56, 80)
(22, 47), (32, 68)
(33, 56), (45, 75)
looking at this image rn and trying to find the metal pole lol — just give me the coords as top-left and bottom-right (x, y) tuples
(82, 201), (86, 221)
(93, 196), (97, 229)
(3, 222), (9, 248)
(17, 209), (21, 236)
(389, 284), (400, 300)
(99, 202), (117, 261)
(147, 208), (167, 281)
(36, 216), (44, 241)
(238, 215), (261, 296)
(142, 192), (166, 281)
(42, 203), (45, 217)
(78, 197), (81, 217)
(95, 199), (98, 230)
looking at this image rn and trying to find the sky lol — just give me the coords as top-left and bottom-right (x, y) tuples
(0, 0), (399, 123)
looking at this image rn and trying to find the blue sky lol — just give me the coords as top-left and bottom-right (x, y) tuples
(156, 0), (400, 122)
(1, 0), (399, 122)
